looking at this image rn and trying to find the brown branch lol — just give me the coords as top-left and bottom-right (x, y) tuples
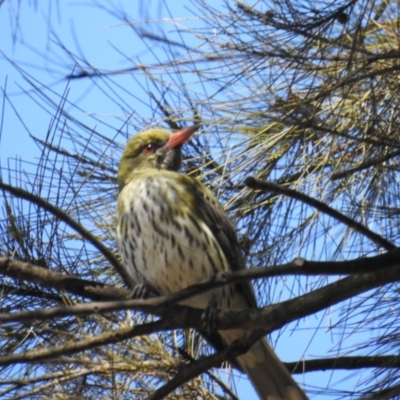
(0, 320), (167, 367)
(286, 355), (400, 374)
(215, 266), (400, 332)
(2, 248), (400, 324)
(358, 382), (400, 400)
(148, 331), (262, 400)
(2, 261), (400, 337)
(245, 177), (396, 251)
(177, 349), (240, 400)
(330, 149), (400, 180)
(0, 182), (135, 287)
(0, 258), (128, 301)
(5, 367), (104, 400)
(2, 258), (400, 393)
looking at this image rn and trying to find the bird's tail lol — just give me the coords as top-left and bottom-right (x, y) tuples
(222, 330), (308, 400)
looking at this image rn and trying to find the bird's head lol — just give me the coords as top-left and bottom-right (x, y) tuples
(117, 125), (199, 191)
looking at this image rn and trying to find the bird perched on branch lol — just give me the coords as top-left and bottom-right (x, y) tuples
(116, 125), (308, 400)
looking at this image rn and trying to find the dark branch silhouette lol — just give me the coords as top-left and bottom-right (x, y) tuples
(245, 177), (396, 251)
(0, 182), (134, 287)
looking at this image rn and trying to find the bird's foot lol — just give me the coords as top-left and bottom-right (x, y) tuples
(130, 283), (151, 299)
(202, 296), (219, 333)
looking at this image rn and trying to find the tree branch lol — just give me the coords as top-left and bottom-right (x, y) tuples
(148, 331), (262, 400)
(0, 182), (135, 287)
(0, 320), (167, 367)
(2, 256), (400, 395)
(0, 258), (128, 301)
(177, 349), (240, 400)
(330, 149), (400, 181)
(2, 264), (399, 341)
(286, 355), (400, 374)
(2, 248), (400, 325)
(245, 177), (396, 251)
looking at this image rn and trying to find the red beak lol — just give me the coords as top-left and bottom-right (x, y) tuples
(166, 125), (200, 149)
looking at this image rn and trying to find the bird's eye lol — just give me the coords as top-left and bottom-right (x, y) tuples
(143, 143), (154, 154)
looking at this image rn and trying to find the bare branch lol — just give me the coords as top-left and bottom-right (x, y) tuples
(245, 177), (396, 251)
(0, 320), (166, 367)
(287, 355), (400, 374)
(0, 182), (135, 287)
(2, 248), (400, 325)
(0, 258), (128, 301)
(148, 331), (263, 400)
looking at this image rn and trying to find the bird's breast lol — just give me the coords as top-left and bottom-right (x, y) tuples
(116, 174), (233, 309)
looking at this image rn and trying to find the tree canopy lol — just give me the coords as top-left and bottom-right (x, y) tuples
(1, 0), (400, 398)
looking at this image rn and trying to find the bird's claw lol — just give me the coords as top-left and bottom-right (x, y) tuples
(130, 283), (151, 299)
(202, 296), (219, 333)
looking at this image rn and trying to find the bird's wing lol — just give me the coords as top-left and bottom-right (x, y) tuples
(190, 177), (258, 309)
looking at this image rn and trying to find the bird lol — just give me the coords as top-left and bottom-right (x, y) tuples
(116, 125), (308, 400)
